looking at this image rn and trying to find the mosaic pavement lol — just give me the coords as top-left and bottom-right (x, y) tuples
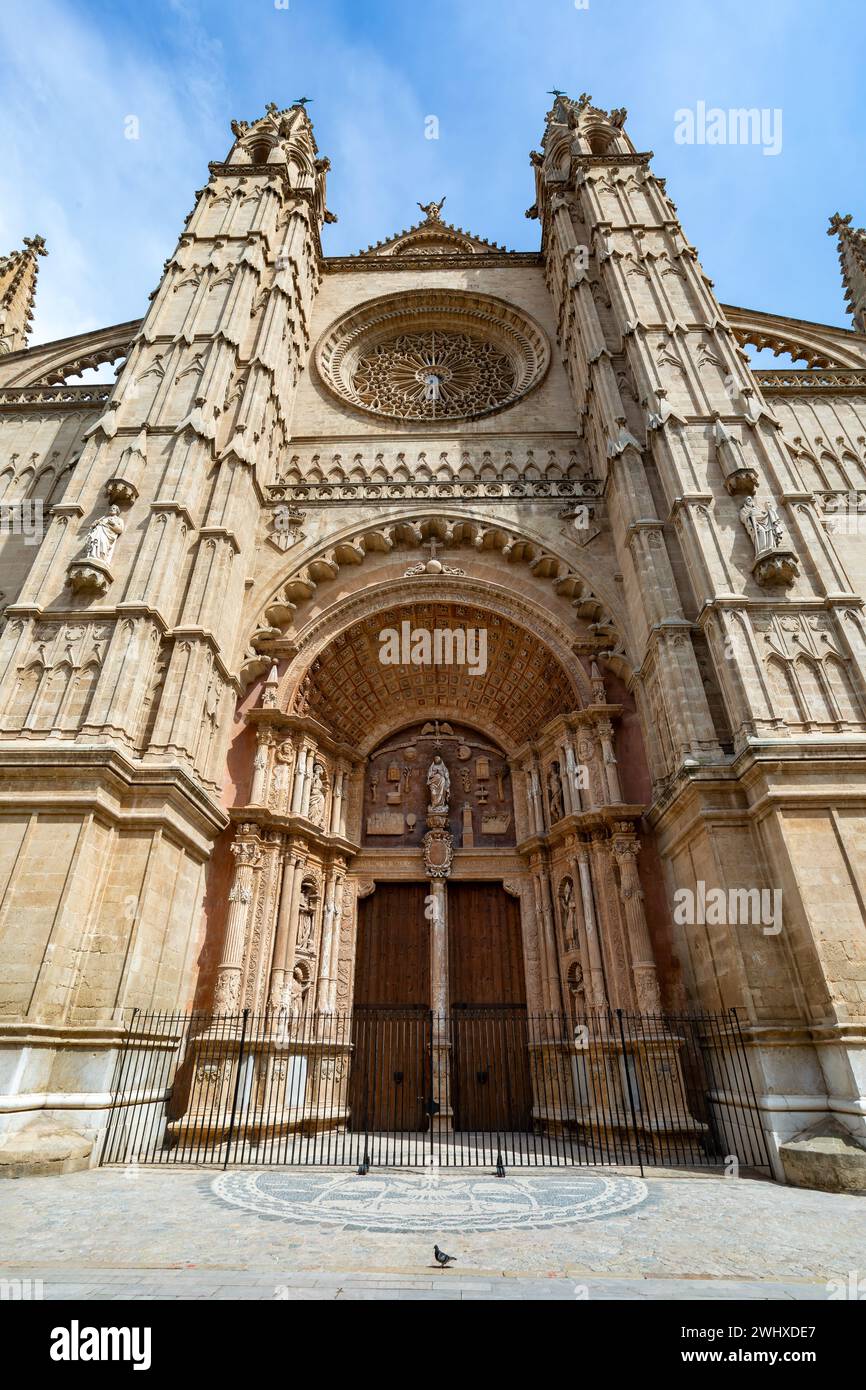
(209, 1169), (649, 1232)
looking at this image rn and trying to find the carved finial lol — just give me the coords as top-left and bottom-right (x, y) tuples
(828, 211), (853, 236)
(261, 662), (280, 709)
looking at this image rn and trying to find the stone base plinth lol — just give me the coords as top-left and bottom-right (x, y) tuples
(530, 1032), (708, 1160)
(0, 1117), (93, 1178)
(162, 1029), (352, 1153)
(780, 1118), (866, 1194)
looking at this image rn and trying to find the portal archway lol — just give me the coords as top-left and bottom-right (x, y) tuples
(212, 571), (672, 1034)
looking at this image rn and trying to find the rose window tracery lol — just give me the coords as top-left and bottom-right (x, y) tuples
(351, 331), (516, 420)
(315, 290), (550, 424)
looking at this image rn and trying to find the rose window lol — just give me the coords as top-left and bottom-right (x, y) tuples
(351, 331), (516, 420)
(315, 290), (550, 424)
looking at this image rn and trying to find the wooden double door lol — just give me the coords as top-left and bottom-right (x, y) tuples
(349, 882), (532, 1132)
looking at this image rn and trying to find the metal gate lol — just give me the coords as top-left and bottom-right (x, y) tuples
(99, 1006), (771, 1173)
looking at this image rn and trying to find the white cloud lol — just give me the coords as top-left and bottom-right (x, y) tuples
(0, 0), (228, 344)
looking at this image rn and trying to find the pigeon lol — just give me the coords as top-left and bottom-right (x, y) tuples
(434, 1245), (456, 1268)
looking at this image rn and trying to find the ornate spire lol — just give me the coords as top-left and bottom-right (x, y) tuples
(0, 234), (47, 356)
(828, 212), (866, 333)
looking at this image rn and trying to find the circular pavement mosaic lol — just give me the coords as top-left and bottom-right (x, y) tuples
(209, 1171), (648, 1233)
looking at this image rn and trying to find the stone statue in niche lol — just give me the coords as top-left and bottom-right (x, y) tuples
(297, 885), (315, 951)
(291, 964), (311, 1017)
(548, 762), (564, 822)
(567, 961), (586, 1020)
(307, 762), (327, 827)
(270, 739), (294, 809)
(590, 660), (607, 703)
(83, 505), (124, 564)
(739, 491), (799, 583)
(739, 494), (786, 556)
(427, 755), (450, 811)
(559, 876), (576, 946)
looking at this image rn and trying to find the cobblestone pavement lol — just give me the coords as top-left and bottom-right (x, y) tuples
(0, 1166), (863, 1301)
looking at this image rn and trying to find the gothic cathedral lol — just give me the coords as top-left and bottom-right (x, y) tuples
(1, 96), (866, 1186)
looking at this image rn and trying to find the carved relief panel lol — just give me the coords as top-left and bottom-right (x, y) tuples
(361, 720), (515, 850)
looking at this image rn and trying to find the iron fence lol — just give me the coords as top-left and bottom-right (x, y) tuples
(99, 1006), (771, 1173)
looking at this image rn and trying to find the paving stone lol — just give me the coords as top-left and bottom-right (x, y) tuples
(0, 1168), (863, 1301)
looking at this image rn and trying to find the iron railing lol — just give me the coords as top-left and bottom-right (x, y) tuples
(99, 1006), (771, 1173)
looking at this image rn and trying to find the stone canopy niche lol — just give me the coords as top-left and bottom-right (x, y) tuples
(363, 720), (514, 850)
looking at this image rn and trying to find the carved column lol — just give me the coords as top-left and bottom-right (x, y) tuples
(422, 761), (453, 1130)
(249, 728), (272, 805)
(574, 840), (607, 1008)
(558, 740), (575, 815)
(214, 829), (262, 1013)
(426, 877), (451, 1131)
(524, 759), (542, 835)
(531, 854), (563, 1015)
(316, 863), (344, 1014)
(611, 829), (661, 1012)
(596, 718), (623, 803)
(268, 844), (305, 1009)
(328, 764), (344, 835)
(428, 880), (448, 1016)
(270, 737), (294, 815)
(590, 830), (634, 1009)
(564, 728), (584, 812)
(324, 871), (345, 1013)
(300, 741), (317, 818)
(290, 744), (308, 814)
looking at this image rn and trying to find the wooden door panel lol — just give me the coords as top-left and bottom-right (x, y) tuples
(349, 1009), (428, 1132)
(353, 882), (429, 1006)
(451, 1010), (532, 1132)
(447, 883), (531, 1131)
(447, 882), (526, 1006)
(349, 883), (429, 1132)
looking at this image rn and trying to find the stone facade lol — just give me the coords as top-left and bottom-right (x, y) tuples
(1, 95), (866, 1185)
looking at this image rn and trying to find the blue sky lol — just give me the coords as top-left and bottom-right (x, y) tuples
(1, 0), (864, 350)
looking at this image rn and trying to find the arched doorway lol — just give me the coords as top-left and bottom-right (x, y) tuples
(203, 568), (681, 1157)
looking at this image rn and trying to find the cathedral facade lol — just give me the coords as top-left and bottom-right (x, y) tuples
(1, 96), (866, 1185)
